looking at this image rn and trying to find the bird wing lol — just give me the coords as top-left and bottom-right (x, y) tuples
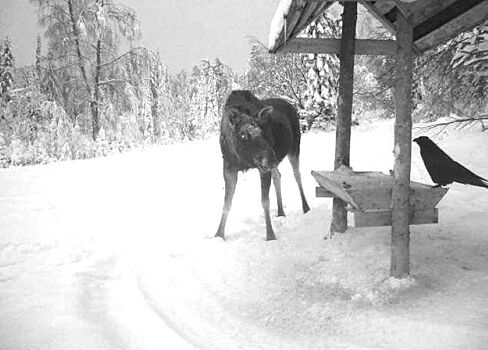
(420, 147), (453, 185)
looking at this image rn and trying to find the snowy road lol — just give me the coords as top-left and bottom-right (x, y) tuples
(1, 120), (488, 349)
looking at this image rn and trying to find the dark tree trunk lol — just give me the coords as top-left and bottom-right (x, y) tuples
(35, 35), (42, 81)
(92, 39), (102, 140)
(68, 0), (99, 140)
(150, 61), (161, 140)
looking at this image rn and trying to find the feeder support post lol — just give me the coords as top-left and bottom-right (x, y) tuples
(330, 1), (357, 236)
(391, 10), (413, 278)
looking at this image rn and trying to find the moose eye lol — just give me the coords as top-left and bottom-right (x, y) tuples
(239, 132), (250, 141)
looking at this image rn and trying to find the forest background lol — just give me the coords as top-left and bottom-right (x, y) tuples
(0, 0), (486, 167)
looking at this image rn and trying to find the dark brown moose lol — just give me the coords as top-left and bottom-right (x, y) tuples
(215, 90), (310, 241)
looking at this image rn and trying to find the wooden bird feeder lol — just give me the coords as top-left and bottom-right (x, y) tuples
(312, 168), (448, 228)
(268, 0), (486, 277)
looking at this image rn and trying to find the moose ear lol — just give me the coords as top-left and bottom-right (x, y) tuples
(226, 107), (240, 126)
(257, 105), (273, 122)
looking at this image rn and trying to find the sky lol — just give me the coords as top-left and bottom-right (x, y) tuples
(0, 0), (280, 73)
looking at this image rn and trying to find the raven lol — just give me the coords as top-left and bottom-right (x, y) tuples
(413, 136), (488, 188)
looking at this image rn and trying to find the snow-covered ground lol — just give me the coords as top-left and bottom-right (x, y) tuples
(1, 120), (487, 349)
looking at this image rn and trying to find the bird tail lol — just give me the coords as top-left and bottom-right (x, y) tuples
(473, 176), (488, 189)
(481, 178), (488, 189)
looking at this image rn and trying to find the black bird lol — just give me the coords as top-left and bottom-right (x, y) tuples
(413, 136), (488, 188)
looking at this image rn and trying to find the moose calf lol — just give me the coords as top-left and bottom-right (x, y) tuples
(215, 90), (310, 241)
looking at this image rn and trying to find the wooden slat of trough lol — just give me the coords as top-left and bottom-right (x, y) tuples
(312, 170), (394, 211)
(312, 170), (448, 211)
(353, 208), (439, 227)
(311, 170), (364, 210)
(410, 186), (447, 210)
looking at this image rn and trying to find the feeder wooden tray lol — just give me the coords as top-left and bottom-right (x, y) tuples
(312, 169), (448, 227)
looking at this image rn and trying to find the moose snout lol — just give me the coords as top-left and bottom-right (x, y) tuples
(253, 151), (278, 172)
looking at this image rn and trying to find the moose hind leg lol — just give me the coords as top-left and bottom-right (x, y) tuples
(260, 171), (276, 241)
(272, 168), (285, 217)
(288, 154), (310, 213)
(215, 168), (238, 240)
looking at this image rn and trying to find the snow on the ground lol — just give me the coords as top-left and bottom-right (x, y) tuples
(1, 120), (488, 349)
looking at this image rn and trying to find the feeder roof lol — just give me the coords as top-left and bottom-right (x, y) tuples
(268, 0), (488, 53)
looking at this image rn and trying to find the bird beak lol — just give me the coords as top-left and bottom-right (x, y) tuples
(413, 137), (419, 143)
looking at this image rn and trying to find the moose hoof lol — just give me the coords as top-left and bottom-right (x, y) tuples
(303, 205), (310, 214)
(215, 232), (225, 240)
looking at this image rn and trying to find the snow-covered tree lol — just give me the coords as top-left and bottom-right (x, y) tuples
(301, 13), (341, 129)
(0, 37), (15, 103)
(188, 58), (233, 139)
(0, 132), (9, 167)
(30, 0), (142, 140)
(246, 13), (341, 130)
(246, 39), (307, 108)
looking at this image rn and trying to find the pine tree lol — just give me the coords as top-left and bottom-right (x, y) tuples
(0, 37), (14, 103)
(302, 13), (341, 128)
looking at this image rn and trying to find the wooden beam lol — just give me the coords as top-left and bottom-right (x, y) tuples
(293, 2), (333, 38)
(305, 0), (361, 1)
(316, 186), (335, 198)
(330, 2), (357, 236)
(280, 38), (396, 55)
(413, 0), (486, 41)
(353, 208), (439, 227)
(391, 9), (413, 278)
(415, 0), (488, 52)
(271, 2), (333, 53)
(359, 0), (397, 36)
(393, 0), (411, 19)
(409, 0), (458, 27)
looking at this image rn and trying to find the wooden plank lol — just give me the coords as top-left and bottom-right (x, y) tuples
(290, 2), (322, 40)
(393, 0), (411, 19)
(312, 170), (392, 211)
(283, 0), (307, 44)
(349, 187), (392, 210)
(315, 180), (448, 210)
(415, 1), (488, 52)
(271, 0), (305, 53)
(353, 208), (439, 227)
(316, 187), (335, 197)
(312, 170), (363, 210)
(271, 2), (333, 53)
(409, 0), (459, 27)
(279, 38), (397, 55)
(413, 0), (486, 41)
(410, 186), (448, 210)
(359, 0), (397, 36)
(291, 2), (332, 39)
(305, 0), (414, 2)
(391, 9), (414, 278)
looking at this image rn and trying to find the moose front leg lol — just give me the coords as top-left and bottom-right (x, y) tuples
(260, 171), (276, 241)
(215, 167), (238, 240)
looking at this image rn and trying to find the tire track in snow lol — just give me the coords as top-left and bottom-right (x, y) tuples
(77, 254), (196, 350)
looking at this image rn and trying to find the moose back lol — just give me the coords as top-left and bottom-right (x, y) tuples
(215, 90), (309, 241)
